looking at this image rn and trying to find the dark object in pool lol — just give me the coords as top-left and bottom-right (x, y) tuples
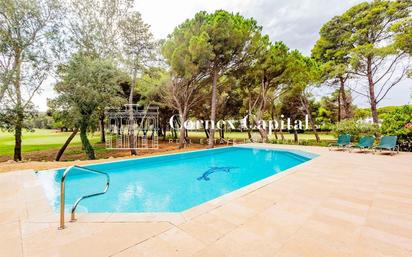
(197, 167), (237, 181)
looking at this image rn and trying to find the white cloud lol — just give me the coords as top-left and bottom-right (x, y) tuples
(33, 0), (412, 111)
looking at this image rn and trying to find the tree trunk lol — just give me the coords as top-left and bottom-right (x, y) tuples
(55, 128), (78, 161)
(99, 115), (106, 143)
(80, 120), (95, 160)
(220, 124), (225, 139)
(257, 77), (268, 142)
(270, 105), (278, 140)
(367, 57), (379, 123)
(337, 86), (342, 122)
(178, 110), (187, 149)
(301, 96), (320, 142)
(279, 127), (285, 140)
(178, 126), (186, 149)
(258, 128), (268, 142)
(311, 118), (320, 143)
(339, 76), (351, 119)
(163, 124), (167, 141)
(129, 70), (137, 155)
(293, 129), (298, 143)
(13, 111), (23, 161)
(255, 113), (268, 142)
(247, 98), (253, 140)
(173, 118), (180, 139)
(13, 50), (23, 161)
(208, 69), (218, 148)
(158, 121), (164, 138)
(202, 119), (210, 139)
(172, 127), (177, 139)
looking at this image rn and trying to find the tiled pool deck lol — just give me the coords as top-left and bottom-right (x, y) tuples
(1, 144), (412, 257)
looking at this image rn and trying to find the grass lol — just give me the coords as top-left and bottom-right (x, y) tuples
(0, 129), (101, 156)
(0, 129), (335, 158)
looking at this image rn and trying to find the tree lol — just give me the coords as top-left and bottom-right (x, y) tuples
(0, 0), (63, 161)
(203, 11), (262, 148)
(339, 0), (411, 123)
(312, 15), (354, 121)
(236, 38), (290, 142)
(215, 77), (243, 140)
(394, 15), (412, 55)
(393, 16), (412, 77)
(162, 16), (211, 148)
(252, 41), (289, 141)
(136, 67), (174, 140)
(66, 0), (132, 58)
(380, 105), (412, 151)
(278, 87), (305, 143)
(319, 89), (354, 124)
(52, 54), (124, 159)
(66, 0), (142, 147)
(119, 11), (157, 153)
(285, 51), (323, 142)
(168, 11), (261, 148)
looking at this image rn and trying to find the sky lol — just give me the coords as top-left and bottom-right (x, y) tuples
(33, 0), (412, 111)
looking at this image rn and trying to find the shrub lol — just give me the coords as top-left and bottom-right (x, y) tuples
(332, 119), (379, 141)
(381, 105), (412, 151)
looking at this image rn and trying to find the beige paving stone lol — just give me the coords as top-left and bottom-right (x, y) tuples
(232, 191), (277, 212)
(209, 202), (257, 225)
(211, 226), (282, 257)
(274, 236), (352, 257)
(112, 227), (204, 257)
(0, 221), (23, 257)
(366, 208), (412, 231)
(20, 222), (53, 238)
(0, 144), (411, 257)
(25, 222), (172, 257)
(309, 210), (364, 234)
(241, 215), (299, 246)
(178, 219), (223, 244)
(359, 226), (412, 251)
(190, 244), (229, 257)
(113, 236), (185, 257)
(190, 212), (237, 235)
(182, 202), (219, 220)
(0, 236), (23, 257)
(157, 227), (205, 255)
(354, 234), (412, 257)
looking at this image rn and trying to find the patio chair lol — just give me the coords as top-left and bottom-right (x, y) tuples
(373, 136), (399, 155)
(329, 134), (351, 151)
(349, 136), (375, 153)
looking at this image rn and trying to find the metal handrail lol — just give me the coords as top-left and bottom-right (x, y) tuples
(59, 165), (110, 230)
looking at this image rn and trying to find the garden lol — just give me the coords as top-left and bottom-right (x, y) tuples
(0, 0), (411, 162)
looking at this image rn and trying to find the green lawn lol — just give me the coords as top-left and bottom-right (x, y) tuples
(0, 129), (335, 157)
(0, 129), (101, 156)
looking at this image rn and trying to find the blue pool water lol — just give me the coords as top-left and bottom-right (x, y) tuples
(37, 146), (316, 213)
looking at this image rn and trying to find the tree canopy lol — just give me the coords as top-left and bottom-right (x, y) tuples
(52, 54), (125, 159)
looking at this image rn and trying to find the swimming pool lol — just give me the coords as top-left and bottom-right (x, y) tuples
(37, 146), (316, 213)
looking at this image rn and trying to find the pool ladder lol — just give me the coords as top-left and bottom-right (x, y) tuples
(58, 165), (110, 230)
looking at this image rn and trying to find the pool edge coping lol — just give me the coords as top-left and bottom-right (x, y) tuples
(27, 143), (320, 226)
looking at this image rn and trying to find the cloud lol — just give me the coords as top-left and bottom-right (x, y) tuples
(137, 0), (365, 55)
(33, 0), (411, 111)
